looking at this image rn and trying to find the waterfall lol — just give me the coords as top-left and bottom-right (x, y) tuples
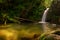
(41, 8), (49, 22)
(38, 8), (50, 33)
(39, 8), (49, 23)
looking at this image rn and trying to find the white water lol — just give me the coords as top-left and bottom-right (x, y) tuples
(39, 8), (49, 23)
(38, 8), (50, 32)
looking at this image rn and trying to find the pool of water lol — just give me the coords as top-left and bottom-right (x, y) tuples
(0, 23), (60, 40)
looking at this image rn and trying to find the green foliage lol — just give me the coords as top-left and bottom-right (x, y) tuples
(0, 0), (4, 3)
(0, 0), (46, 24)
(39, 30), (56, 40)
(44, 0), (53, 8)
(39, 33), (47, 40)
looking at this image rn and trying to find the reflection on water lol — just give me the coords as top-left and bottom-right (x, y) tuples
(0, 23), (60, 40)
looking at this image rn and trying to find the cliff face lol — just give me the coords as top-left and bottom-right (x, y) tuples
(46, 0), (60, 24)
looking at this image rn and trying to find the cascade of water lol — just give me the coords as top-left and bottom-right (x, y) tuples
(39, 8), (49, 23)
(38, 8), (50, 32)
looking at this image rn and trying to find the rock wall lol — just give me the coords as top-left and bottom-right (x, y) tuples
(46, 0), (60, 24)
